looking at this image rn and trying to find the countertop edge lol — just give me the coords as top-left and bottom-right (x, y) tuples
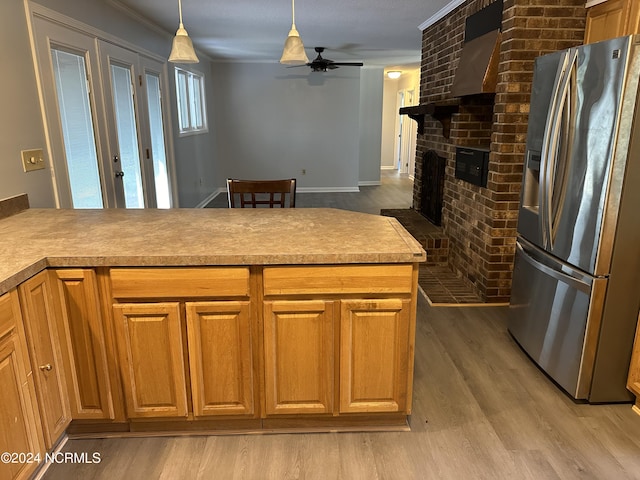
(1, 252), (426, 296)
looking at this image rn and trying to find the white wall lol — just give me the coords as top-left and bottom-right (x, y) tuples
(211, 63), (361, 190)
(0, 0), (54, 207)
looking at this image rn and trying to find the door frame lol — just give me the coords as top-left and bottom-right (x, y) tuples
(27, 3), (178, 208)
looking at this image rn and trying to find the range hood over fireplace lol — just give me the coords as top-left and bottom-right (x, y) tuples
(450, 0), (503, 97)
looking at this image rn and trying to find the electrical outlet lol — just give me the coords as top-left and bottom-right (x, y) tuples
(21, 149), (45, 172)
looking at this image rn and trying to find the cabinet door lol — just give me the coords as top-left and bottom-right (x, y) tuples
(18, 271), (71, 449)
(54, 269), (114, 419)
(263, 300), (334, 415)
(340, 298), (411, 413)
(0, 291), (42, 480)
(584, 0), (640, 43)
(186, 301), (254, 417)
(112, 303), (188, 418)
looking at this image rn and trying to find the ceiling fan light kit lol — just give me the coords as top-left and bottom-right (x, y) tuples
(280, 0), (309, 65)
(168, 0), (199, 64)
(290, 47), (363, 72)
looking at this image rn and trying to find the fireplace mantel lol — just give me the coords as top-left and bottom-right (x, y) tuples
(399, 101), (460, 138)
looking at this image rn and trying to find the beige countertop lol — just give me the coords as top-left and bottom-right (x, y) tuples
(0, 208), (425, 295)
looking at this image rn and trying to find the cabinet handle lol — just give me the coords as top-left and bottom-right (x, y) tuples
(39, 363), (53, 372)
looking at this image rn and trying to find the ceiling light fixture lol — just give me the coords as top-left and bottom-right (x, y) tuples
(168, 0), (199, 64)
(387, 71), (402, 79)
(280, 0), (309, 65)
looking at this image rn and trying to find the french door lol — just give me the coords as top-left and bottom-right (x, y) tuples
(32, 16), (173, 208)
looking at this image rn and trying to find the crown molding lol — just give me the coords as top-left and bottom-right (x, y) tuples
(418, 0), (466, 31)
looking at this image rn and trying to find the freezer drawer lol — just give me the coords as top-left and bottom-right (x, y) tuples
(508, 239), (606, 400)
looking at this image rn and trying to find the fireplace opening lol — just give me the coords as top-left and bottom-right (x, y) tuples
(420, 150), (446, 226)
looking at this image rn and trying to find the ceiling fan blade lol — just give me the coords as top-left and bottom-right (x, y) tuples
(331, 62), (364, 67)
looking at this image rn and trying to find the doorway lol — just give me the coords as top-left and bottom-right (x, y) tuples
(395, 89), (417, 177)
(32, 16), (173, 208)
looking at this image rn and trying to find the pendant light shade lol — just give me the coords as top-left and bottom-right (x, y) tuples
(169, 0), (199, 64)
(280, 0), (309, 65)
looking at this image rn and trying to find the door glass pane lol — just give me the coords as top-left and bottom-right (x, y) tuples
(145, 73), (171, 208)
(51, 49), (103, 208)
(110, 64), (144, 208)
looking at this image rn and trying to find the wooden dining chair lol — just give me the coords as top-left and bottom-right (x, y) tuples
(227, 178), (296, 208)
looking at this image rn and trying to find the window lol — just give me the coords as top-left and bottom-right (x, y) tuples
(175, 67), (207, 135)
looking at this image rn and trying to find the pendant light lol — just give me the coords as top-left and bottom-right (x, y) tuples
(280, 0), (309, 65)
(169, 0), (199, 64)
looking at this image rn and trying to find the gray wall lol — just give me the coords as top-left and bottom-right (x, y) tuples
(0, 0), (220, 208)
(1, 1), (389, 207)
(211, 63), (362, 190)
(358, 67), (384, 185)
(0, 0), (54, 207)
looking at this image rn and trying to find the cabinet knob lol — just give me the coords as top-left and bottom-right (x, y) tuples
(39, 363), (53, 372)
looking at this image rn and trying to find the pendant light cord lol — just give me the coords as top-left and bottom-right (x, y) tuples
(291, 0), (296, 28)
(178, 0), (184, 28)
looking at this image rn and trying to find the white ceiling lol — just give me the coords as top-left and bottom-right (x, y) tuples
(113, 0), (458, 68)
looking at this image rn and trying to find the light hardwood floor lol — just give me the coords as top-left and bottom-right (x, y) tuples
(42, 174), (640, 479)
(42, 297), (640, 479)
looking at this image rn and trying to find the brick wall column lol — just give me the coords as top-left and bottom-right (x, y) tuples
(416, 0), (586, 302)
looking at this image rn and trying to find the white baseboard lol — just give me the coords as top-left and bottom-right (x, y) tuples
(195, 188), (225, 208)
(358, 181), (382, 187)
(381, 165), (396, 170)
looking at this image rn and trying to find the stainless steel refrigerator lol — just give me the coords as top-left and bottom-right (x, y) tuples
(509, 35), (640, 403)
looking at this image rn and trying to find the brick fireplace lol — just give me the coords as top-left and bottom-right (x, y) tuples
(412, 0), (586, 302)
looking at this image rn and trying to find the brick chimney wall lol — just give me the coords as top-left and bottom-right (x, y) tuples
(414, 0), (586, 302)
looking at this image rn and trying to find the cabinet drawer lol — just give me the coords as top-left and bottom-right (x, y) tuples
(263, 265), (414, 296)
(110, 267), (250, 298)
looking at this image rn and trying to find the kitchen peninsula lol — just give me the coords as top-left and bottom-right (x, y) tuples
(0, 204), (425, 474)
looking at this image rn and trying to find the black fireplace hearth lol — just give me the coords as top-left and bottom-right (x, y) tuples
(420, 150), (446, 226)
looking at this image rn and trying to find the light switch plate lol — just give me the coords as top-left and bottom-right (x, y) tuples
(21, 149), (46, 172)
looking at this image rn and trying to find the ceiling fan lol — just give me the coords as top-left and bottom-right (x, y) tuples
(291, 47), (364, 72)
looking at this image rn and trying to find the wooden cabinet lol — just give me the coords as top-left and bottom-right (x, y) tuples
(262, 265), (417, 417)
(339, 299), (411, 413)
(0, 290), (43, 480)
(584, 0), (640, 44)
(109, 267), (255, 420)
(627, 313), (640, 415)
(186, 301), (254, 417)
(18, 271), (71, 449)
(112, 303), (188, 418)
(53, 269), (114, 420)
(263, 300), (335, 415)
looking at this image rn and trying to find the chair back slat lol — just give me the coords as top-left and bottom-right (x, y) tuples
(227, 179), (296, 208)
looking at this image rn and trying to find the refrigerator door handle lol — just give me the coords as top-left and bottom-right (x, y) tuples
(546, 50), (578, 250)
(540, 51), (572, 250)
(516, 241), (592, 294)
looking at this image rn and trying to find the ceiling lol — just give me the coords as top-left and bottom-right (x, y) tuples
(112, 0), (458, 68)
